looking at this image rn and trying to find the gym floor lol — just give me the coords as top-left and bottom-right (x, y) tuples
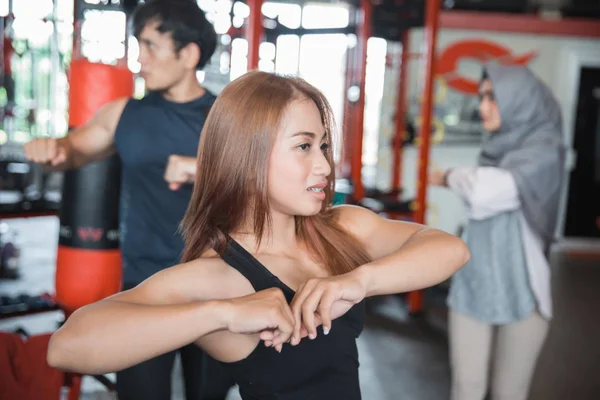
(1, 216), (599, 400)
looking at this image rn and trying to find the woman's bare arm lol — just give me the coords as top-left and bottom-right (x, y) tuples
(339, 205), (470, 297)
(289, 205), (470, 341)
(47, 260), (294, 375)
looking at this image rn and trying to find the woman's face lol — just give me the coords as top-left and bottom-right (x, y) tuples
(267, 98), (332, 218)
(478, 79), (502, 132)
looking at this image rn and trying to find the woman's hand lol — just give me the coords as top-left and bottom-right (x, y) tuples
(223, 288), (295, 352)
(428, 169), (447, 186)
(288, 270), (368, 345)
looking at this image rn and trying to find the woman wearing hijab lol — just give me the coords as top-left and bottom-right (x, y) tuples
(430, 63), (566, 400)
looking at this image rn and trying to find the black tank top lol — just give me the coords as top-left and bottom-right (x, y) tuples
(220, 238), (364, 400)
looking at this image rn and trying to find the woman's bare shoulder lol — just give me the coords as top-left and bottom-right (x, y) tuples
(122, 252), (254, 305)
(172, 253), (255, 300)
(329, 204), (375, 235)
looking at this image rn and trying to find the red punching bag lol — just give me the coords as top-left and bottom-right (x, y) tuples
(55, 59), (133, 314)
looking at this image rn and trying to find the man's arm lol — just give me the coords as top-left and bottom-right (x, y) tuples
(164, 155), (197, 190)
(58, 98), (129, 169)
(24, 98), (128, 171)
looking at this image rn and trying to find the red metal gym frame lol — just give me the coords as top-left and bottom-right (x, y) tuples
(407, 0), (441, 314)
(391, 30), (411, 191)
(350, 0), (372, 202)
(246, 0), (264, 70)
(341, 40), (358, 179)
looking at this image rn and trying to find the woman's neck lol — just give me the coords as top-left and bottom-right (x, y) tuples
(232, 212), (299, 255)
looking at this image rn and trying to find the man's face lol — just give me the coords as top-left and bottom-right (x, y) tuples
(136, 21), (188, 91)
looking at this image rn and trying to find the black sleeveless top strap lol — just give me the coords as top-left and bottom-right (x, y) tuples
(218, 236), (364, 400)
(221, 238), (294, 302)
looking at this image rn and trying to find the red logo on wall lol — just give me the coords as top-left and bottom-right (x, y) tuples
(78, 227), (104, 242)
(437, 39), (537, 95)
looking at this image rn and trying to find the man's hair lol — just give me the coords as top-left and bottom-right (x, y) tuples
(132, 0), (217, 70)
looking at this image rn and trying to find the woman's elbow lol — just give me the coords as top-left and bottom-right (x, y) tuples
(424, 229), (470, 274)
(47, 329), (91, 373)
(453, 236), (471, 270)
(434, 229), (470, 272)
(46, 331), (71, 370)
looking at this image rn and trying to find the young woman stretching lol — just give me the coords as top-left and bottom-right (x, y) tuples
(48, 71), (470, 399)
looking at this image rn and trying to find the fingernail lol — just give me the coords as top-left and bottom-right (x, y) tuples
(323, 327), (330, 335)
(309, 333), (316, 340)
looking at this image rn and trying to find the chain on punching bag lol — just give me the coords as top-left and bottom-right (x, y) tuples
(54, 59), (133, 314)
